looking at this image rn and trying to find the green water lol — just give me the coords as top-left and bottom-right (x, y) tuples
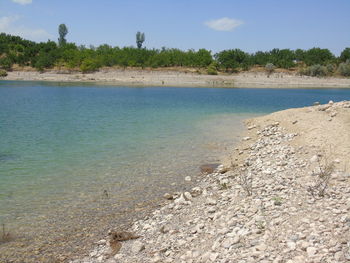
(1, 81), (350, 261)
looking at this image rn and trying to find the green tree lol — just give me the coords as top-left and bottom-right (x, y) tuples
(340, 48), (350, 62)
(303, 48), (334, 66)
(80, 58), (100, 73)
(215, 49), (249, 71)
(58, 24), (68, 46)
(136, 31), (145, 49)
(0, 57), (13, 70)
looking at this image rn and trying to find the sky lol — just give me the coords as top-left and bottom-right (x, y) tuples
(0, 0), (349, 55)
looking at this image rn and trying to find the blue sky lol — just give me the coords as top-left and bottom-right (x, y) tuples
(0, 0), (349, 55)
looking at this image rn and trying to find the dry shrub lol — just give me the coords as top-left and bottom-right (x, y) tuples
(239, 171), (253, 196)
(307, 155), (334, 198)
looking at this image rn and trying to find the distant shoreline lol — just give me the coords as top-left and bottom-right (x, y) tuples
(2, 69), (350, 88)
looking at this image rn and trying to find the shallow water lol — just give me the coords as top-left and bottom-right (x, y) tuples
(1, 81), (350, 262)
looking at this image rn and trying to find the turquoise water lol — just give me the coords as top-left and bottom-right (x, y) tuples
(1, 81), (350, 261)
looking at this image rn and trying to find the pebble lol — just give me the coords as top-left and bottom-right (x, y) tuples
(131, 241), (145, 254)
(306, 247), (317, 257)
(163, 193), (173, 200)
(287, 241), (296, 250)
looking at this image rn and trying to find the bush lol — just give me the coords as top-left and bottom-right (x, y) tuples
(0, 70), (7, 77)
(0, 57), (12, 70)
(265, 63), (275, 76)
(299, 64), (328, 77)
(80, 58), (100, 73)
(338, 62), (350, 77)
(326, 64), (336, 74)
(207, 62), (218, 75)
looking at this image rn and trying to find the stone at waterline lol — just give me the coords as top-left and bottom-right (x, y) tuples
(200, 163), (220, 174)
(163, 193), (173, 200)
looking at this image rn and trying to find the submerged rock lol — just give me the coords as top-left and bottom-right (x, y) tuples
(199, 163), (220, 174)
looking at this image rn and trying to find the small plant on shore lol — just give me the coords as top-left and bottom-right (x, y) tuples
(1, 223), (12, 244)
(265, 63), (275, 77)
(0, 70), (7, 77)
(307, 155), (334, 198)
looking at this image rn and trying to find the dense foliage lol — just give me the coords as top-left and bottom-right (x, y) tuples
(0, 33), (349, 77)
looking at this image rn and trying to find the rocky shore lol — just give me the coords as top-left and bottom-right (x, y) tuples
(72, 101), (350, 263)
(3, 69), (350, 88)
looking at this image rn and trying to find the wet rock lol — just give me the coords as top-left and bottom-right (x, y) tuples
(183, 192), (192, 200)
(200, 163), (219, 174)
(163, 193), (173, 200)
(174, 194), (190, 205)
(190, 187), (202, 197)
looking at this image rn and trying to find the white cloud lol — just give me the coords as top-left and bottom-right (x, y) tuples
(12, 0), (32, 5)
(0, 15), (52, 41)
(204, 17), (243, 32)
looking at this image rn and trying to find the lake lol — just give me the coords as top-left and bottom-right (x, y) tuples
(1, 81), (350, 262)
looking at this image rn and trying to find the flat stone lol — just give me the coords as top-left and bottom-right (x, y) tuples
(287, 241), (296, 251)
(310, 155), (318, 163)
(96, 239), (106, 245)
(306, 247), (317, 257)
(131, 241), (145, 254)
(206, 197), (217, 206)
(256, 243), (267, 251)
(209, 252), (219, 261)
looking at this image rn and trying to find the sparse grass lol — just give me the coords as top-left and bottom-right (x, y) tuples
(230, 156), (253, 196)
(238, 171), (253, 196)
(1, 223), (12, 244)
(256, 220), (266, 230)
(272, 196), (283, 206)
(219, 182), (231, 190)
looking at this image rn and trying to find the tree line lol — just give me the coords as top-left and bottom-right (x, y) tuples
(0, 27), (350, 76)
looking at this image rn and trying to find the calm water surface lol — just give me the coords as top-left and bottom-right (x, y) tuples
(1, 81), (350, 261)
